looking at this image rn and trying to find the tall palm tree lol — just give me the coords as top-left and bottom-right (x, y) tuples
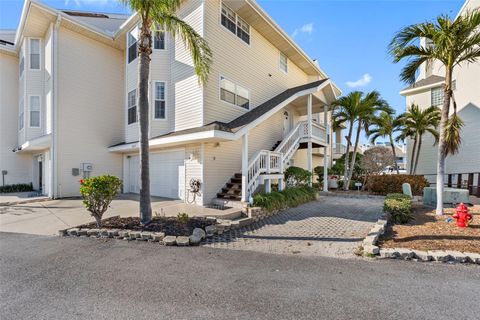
(331, 91), (388, 190)
(396, 104), (440, 175)
(369, 110), (404, 174)
(389, 10), (480, 215)
(121, 0), (212, 224)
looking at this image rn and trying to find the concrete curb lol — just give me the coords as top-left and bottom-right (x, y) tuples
(0, 197), (51, 206)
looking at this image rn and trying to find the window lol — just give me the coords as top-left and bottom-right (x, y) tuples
(452, 79), (456, 91)
(154, 82), (166, 119)
(19, 100), (24, 130)
(280, 52), (288, 73)
(154, 25), (165, 50)
(30, 39), (40, 69)
(19, 55), (24, 78)
(29, 96), (40, 127)
(220, 76), (250, 109)
(431, 87), (444, 106)
(127, 90), (137, 124)
(221, 3), (250, 44)
(127, 28), (138, 63)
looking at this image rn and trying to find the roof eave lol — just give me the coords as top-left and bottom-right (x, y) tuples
(399, 81), (444, 96)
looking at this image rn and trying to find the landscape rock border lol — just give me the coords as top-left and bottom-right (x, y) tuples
(361, 217), (480, 265)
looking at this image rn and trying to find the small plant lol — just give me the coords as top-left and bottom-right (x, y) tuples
(253, 187), (317, 212)
(284, 166), (312, 187)
(177, 212), (190, 224)
(384, 193), (413, 224)
(0, 183), (34, 193)
(79, 175), (122, 228)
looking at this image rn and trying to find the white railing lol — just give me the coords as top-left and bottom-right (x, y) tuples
(246, 150), (282, 197)
(274, 121), (303, 165)
(333, 143), (347, 154)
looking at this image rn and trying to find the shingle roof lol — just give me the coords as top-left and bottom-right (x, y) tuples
(402, 75), (445, 91)
(62, 10), (130, 35)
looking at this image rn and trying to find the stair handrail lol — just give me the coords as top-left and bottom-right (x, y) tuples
(246, 150), (282, 198)
(274, 121), (306, 166)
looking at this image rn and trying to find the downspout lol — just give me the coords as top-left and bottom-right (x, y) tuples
(51, 14), (61, 198)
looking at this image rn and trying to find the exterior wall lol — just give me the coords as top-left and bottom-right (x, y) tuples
(0, 51), (32, 185)
(202, 0), (312, 125)
(56, 27), (124, 197)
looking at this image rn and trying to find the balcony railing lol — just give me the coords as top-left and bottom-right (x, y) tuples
(333, 143), (347, 155)
(299, 121), (327, 144)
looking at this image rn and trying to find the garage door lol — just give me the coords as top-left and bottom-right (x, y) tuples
(128, 149), (185, 199)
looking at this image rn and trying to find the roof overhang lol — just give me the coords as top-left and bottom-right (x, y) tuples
(400, 81), (444, 96)
(14, 134), (51, 153)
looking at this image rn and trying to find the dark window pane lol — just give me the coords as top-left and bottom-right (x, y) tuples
(236, 96), (249, 109)
(154, 31), (165, 49)
(237, 29), (250, 44)
(220, 88), (236, 105)
(155, 100), (165, 119)
(128, 107), (137, 124)
(128, 44), (137, 63)
(30, 53), (40, 69)
(221, 14), (236, 34)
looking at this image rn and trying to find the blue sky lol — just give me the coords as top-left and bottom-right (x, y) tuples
(0, 0), (464, 143)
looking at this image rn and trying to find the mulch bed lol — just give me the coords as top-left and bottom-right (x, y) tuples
(380, 204), (480, 254)
(78, 216), (216, 237)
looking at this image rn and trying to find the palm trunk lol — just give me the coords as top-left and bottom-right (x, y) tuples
(409, 136), (417, 175)
(390, 135), (399, 174)
(413, 134), (422, 175)
(343, 123), (354, 191)
(436, 69), (452, 216)
(138, 23), (153, 225)
(346, 122), (362, 190)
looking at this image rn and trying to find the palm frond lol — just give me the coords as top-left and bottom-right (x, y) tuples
(444, 114), (463, 155)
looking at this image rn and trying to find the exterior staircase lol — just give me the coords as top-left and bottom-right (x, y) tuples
(216, 173), (242, 201)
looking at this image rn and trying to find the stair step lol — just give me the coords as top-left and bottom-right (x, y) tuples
(217, 193), (241, 201)
(230, 178), (242, 184)
(222, 187), (241, 194)
(234, 173), (242, 179)
(226, 182), (241, 189)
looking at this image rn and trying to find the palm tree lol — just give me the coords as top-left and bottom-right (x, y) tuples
(121, 0), (212, 224)
(331, 91), (388, 190)
(389, 10), (480, 215)
(369, 110), (404, 174)
(396, 104), (440, 175)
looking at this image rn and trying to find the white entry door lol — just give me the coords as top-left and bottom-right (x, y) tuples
(283, 110), (292, 137)
(128, 149), (185, 199)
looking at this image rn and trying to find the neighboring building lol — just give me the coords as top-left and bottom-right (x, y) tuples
(359, 143), (407, 170)
(399, 0), (480, 188)
(0, 0), (341, 207)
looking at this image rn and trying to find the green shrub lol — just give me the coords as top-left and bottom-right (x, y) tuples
(253, 187), (317, 212)
(383, 193), (413, 224)
(313, 166), (333, 183)
(0, 183), (34, 193)
(79, 175), (122, 227)
(177, 212), (190, 224)
(366, 175), (428, 196)
(285, 166), (312, 187)
(338, 179), (359, 190)
(332, 152), (363, 177)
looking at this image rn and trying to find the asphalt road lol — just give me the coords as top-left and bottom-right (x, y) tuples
(1, 232), (479, 320)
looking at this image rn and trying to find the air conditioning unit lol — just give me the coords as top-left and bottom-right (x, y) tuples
(82, 163), (93, 172)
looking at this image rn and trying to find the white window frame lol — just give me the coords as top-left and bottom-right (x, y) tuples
(220, 2), (251, 46)
(19, 99), (24, 131)
(431, 86), (444, 107)
(153, 24), (166, 50)
(219, 75), (250, 111)
(29, 38), (41, 70)
(28, 95), (41, 128)
(153, 81), (167, 120)
(127, 26), (139, 64)
(127, 89), (137, 125)
(279, 52), (288, 74)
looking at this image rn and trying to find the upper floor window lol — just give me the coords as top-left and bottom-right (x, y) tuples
(280, 52), (288, 73)
(154, 25), (165, 50)
(154, 81), (166, 119)
(19, 100), (24, 131)
(221, 3), (250, 44)
(128, 28), (138, 63)
(29, 95), (41, 127)
(30, 39), (40, 70)
(431, 87), (444, 106)
(127, 89), (137, 124)
(220, 76), (250, 110)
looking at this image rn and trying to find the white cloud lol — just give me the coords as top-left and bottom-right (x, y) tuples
(292, 23), (314, 38)
(346, 73), (372, 88)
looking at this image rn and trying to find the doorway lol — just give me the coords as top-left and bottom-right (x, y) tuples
(283, 110), (292, 137)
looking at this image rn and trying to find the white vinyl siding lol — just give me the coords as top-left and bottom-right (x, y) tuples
(127, 89), (137, 124)
(29, 95), (40, 127)
(220, 76), (250, 110)
(19, 99), (24, 130)
(431, 87), (443, 106)
(221, 3), (250, 44)
(29, 39), (40, 70)
(127, 27), (138, 63)
(154, 81), (166, 119)
(280, 52), (288, 73)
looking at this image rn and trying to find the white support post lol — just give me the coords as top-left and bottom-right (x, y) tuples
(323, 146), (329, 192)
(265, 179), (271, 193)
(307, 94), (313, 187)
(323, 104), (329, 192)
(241, 133), (249, 202)
(279, 154), (284, 191)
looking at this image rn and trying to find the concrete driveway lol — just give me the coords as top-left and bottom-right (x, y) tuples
(0, 194), (237, 236)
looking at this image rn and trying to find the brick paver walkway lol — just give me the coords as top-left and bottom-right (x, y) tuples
(204, 196), (384, 258)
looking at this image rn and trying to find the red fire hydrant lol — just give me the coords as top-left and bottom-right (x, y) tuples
(452, 203), (473, 228)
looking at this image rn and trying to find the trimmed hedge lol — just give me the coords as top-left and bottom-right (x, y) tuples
(384, 193), (413, 224)
(0, 183), (34, 193)
(366, 175), (428, 196)
(284, 166), (312, 187)
(253, 187), (317, 212)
